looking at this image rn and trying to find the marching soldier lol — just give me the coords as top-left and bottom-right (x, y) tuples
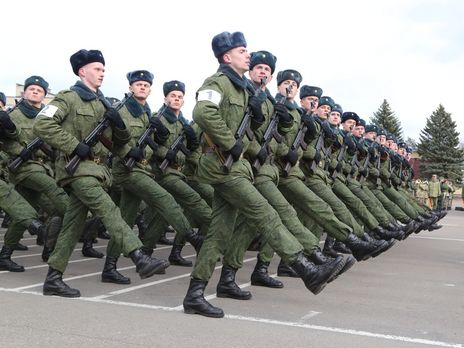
(183, 31), (345, 318)
(34, 49), (169, 297)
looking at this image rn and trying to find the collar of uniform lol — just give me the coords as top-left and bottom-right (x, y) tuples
(18, 100), (43, 119)
(126, 96), (151, 118)
(158, 105), (188, 125)
(218, 64), (248, 90)
(71, 80), (105, 102)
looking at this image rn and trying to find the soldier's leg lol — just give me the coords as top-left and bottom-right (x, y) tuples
(187, 179), (214, 207)
(305, 176), (365, 237)
(278, 177), (352, 241)
(368, 184), (411, 223)
(347, 180), (393, 227)
(383, 186), (419, 219)
(157, 174), (211, 241)
(332, 179), (380, 231)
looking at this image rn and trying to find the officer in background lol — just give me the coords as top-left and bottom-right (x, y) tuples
(428, 174), (441, 210)
(34, 49), (169, 297)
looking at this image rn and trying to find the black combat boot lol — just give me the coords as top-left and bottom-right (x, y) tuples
(140, 247), (166, 274)
(168, 244), (193, 267)
(129, 248), (170, 279)
(362, 233), (395, 257)
(96, 218), (110, 240)
(158, 231), (174, 245)
(290, 252), (345, 295)
(277, 259), (299, 277)
(308, 247), (355, 283)
(183, 278), (224, 318)
(82, 239), (104, 258)
(43, 267), (80, 297)
(427, 223), (443, 231)
(332, 240), (353, 254)
(250, 257), (283, 288)
(185, 229), (204, 252)
(101, 256), (131, 284)
(344, 233), (389, 261)
(0, 245), (25, 272)
(322, 236), (339, 258)
(41, 216), (62, 262)
(13, 242), (28, 251)
(28, 219), (47, 246)
(216, 265), (252, 300)
(372, 226), (405, 241)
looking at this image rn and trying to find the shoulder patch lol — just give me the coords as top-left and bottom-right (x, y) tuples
(197, 89), (221, 106)
(38, 104), (58, 118)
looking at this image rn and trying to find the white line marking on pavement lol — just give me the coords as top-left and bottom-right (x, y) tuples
(0, 257), (100, 275)
(0, 288), (461, 348)
(96, 257), (256, 300)
(11, 245), (107, 259)
(411, 236), (464, 242)
(299, 311), (322, 321)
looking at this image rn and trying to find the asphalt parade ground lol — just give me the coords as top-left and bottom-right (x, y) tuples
(0, 209), (463, 348)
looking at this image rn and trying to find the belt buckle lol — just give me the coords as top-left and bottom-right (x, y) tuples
(140, 159), (148, 166)
(93, 157), (101, 165)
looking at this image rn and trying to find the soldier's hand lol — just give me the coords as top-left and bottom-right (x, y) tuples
(248, 93), (266, 123)
(127, 147), (144, 161)
(274, 104), (292, 124)
(0, 111), (16, 131)
(344, 133), (356, 150)
(149, 117), (169, 137)
(73, 142), (92, 159)
(165, 149), (177, 163)
(104, 108), (126, 129)
(19, 147), (33, 161)
(335, 162), (343, 172)
(282, 149), (298, 166)
(256, 147), (268, 165)
(360, 168), (369, 177)
(226, 139), (243, 162)
(182, 124), (197, 142)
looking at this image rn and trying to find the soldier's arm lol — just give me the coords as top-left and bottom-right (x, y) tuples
(33, 91), (79, 155)
(193, 78), (236, 151)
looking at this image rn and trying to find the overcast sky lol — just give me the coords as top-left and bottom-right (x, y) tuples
(2, 0), (463, 141)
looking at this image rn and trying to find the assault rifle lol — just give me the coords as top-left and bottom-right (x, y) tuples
(64, 92), (133, 176)
(222, 78), (267, 173)
(6, 97), (25, 113)
(159, 122), (193, 174)
(282, 111), (310, 177)
(251, 87), (290, 173)
(358, 140), (372, 184)
(8, 138), (54, 173)
(124, 102), (169, 170)
(330, 135), (348, 180)
(307, 117), (330, 174)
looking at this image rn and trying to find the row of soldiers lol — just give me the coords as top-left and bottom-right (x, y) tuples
(414, 176), (455, 211)
(0, 30), (446, 319)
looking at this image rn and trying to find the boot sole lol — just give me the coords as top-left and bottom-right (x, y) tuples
(0, 267), (25, 272)
(251, 279), (284, 288)
(168, 259), (193, 267)
(216, 292), (252, 300)
(328, 257), (356, 283)
(183, 307), (224, 318)
(310, 258), (346, 295)
(102, 277), (131, 285)
(371, 240), (396, 258)
(139, 261), (170, 279)
(43, 289), (81, 298)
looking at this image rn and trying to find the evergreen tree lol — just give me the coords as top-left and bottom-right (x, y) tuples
(405, 137), (417, 152)
(370, 99), (403, 139)
(417, 104), (464, 182)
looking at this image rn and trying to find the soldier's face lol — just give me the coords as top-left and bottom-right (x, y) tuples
(278, 80), (298, 100)
(352, 125), (364, 137)
(342, 119), (356, 132)
(224, 46), (250, 76)
(164, 91), (184, 113)
(328, 112), (341, 126)
(23, 85), (45, 105)
(129, 81), (151, 101)
(249, 64), (272, 86)
(364, 131), (376, 140)
(317, 105), (331, 119)
(300, 96), (319, 112)
(80, 62), (105, 90)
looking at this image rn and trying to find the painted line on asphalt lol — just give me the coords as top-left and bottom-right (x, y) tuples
(411, 236), (464, 242)
(11, 245), (107, 260)
(0, 288), (461, 348)
(94, 256), (257, 300)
